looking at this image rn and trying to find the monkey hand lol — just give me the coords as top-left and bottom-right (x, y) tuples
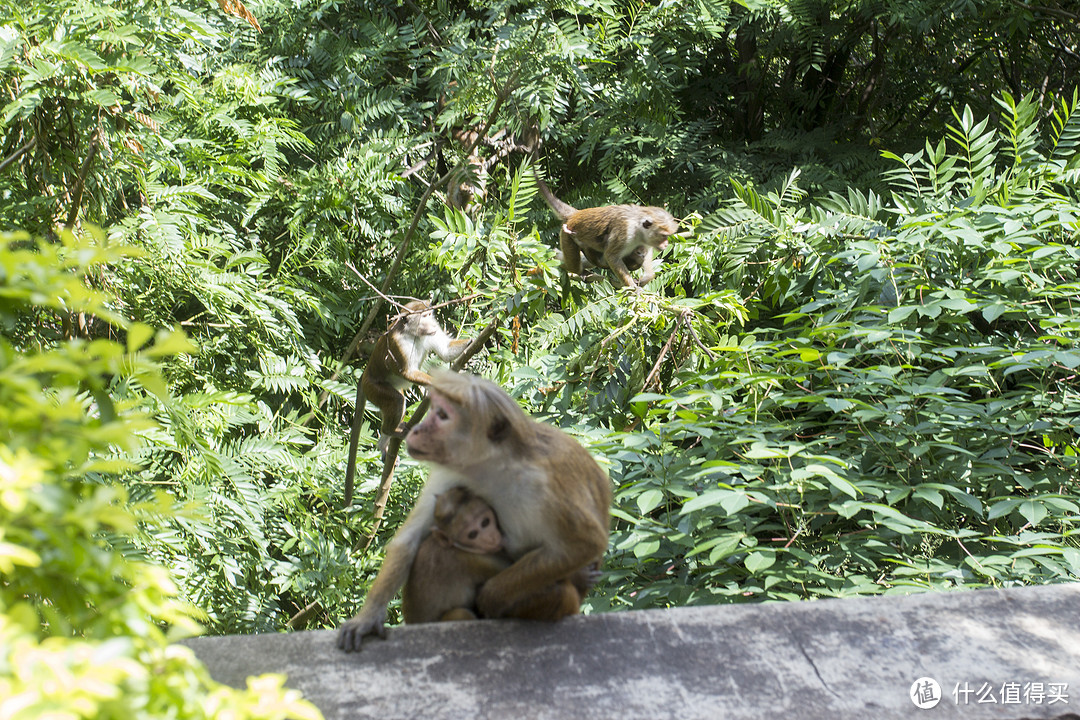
(336, 606), (388, 652)
(475, 580), (512, 619)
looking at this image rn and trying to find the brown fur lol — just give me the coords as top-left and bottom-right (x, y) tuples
(583, 245), (646, 273)
(535, 174), (678, 287)
(402, 487), (512, 623)
(337, 370), (611, 651)
(343, 300), (470, 505)
(403, 487), (587, 624)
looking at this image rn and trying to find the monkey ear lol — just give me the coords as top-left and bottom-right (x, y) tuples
(487, 415), (511, 443)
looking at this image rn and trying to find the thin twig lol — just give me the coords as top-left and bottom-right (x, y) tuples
(682, 314), (717, 360)
(643, 321), (681, 392)
(0, 136), (36, 174)
(65, 127), (102, 229)
(344, 262), (411, 312)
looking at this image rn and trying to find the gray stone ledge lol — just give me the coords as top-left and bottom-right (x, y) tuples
(184, 583), (1080, 720)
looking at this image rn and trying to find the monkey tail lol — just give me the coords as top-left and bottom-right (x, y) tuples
(343, 379), (366, 506)
(532, 169), (577, 220)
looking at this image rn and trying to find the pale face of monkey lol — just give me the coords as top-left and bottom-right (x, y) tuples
(636, 208), (678, 251)
(404, 306), (441, 337)
(406, 391), (460, 465)
(444, 500), (504, 555)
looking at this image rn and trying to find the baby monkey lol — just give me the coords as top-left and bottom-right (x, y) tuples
(402, 486), (588, 623)
(535, 172), (678, 288)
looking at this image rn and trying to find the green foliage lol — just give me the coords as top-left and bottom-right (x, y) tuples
(585, 91), (1080, 610)
(1, 0), (1079, 677)
(0, 230), (320, 719)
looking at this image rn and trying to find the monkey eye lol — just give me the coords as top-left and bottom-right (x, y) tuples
(643, 219), (653, 228)
(435, 407), (450, 420)
(481, 517), (491, 528)
(468, 530), (479, 540)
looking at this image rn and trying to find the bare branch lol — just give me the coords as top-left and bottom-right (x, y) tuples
(0, 136), (36, 174)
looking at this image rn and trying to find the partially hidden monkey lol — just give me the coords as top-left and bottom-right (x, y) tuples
(338, 370), (611, 651)
(401, 486), (511, 623)
(343, 300), (470, 506)
(402, 486), (592, 624)
(535, 172), (678, 288)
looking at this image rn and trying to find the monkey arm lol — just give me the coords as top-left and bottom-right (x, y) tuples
(337, 495), (437, 651)
(608, 257), (636, 288)
(435, 337), (471, 362)
(399, 368), (434, 386)
(635, 248), (656, 285)
(475, 524), (607, 619)
(603, 243), (645, 288)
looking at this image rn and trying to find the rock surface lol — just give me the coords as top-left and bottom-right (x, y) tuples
(184, 583), (1080, 720)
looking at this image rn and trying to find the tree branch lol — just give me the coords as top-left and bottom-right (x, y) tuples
(65, 128), (102, 229)
(0, 136), (36, 174)
(1008, 0), (1079, 22)
(362, 318), (499, 547)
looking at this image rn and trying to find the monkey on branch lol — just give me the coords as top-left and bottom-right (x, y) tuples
(342, 300), (470, 506)
(534, 170), (679, 289)
(337, 370), (611, 651)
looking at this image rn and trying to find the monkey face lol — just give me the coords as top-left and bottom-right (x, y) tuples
(640, 208), (678, 251)
(401, 300), (442, 337)
(406, 391), (460, 464)
(433, 487), (504, 553)
(415, 310), (442, 336)
(457, 504), (504, 554)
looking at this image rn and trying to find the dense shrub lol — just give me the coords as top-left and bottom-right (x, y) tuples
(0, 231), (320, 719)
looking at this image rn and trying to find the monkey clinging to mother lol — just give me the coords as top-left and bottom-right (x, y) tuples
(337, 369), (611, 652)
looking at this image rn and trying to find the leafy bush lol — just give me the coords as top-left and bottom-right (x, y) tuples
(0, 230), (320, 720)
(2, 0), (1078, 647)
(574, 92), (1080, 610)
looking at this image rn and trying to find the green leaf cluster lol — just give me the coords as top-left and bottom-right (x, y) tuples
(584, 91), (1080, 610)
(1, 0), (1078, 672)
(0, 230), (320, 719)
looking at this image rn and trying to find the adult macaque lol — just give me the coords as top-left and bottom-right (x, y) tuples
(343, 300), (470, 506)
(535, 172), (678, 288)
(337, 370), (611, 651)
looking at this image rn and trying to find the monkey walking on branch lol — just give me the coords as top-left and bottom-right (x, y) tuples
(534, 171), (679, 288)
